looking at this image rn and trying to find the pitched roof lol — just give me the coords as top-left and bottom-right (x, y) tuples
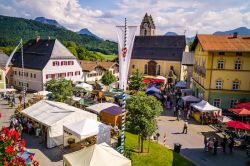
(79, 61), (117, 72)
(12, 39), (76, 70)
(191, 34), (250, 52)
(132, 36), (186, 61)
(99, 61), (116, 70)
(0, 52), (10, 66)
(182, 52), (194, 65)
(79, 61), (98, 72)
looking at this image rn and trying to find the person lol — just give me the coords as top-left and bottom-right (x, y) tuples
(213, 138), (218, 155)
(207, 138), (214, 154)
(173, 106), (176, 116)
(204, 136), (208, 152)
(27, 121), (33, 134)
(228, 137), (235, 154)
(182, 120), (188, 134)
(177, 109), (181, 121)
(221, 135), (228, 153)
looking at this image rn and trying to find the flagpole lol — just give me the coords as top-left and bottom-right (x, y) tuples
(21, 39), (26, 108)
(120, 18), (127, 155)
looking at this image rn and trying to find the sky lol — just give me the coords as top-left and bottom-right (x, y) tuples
(0, 0), (250, 40)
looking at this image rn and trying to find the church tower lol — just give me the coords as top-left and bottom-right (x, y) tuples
(140, 13), (156, 36)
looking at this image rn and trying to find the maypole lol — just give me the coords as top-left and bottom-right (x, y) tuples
(20, 39), (26, 108)
(120, 18), (127, 155)
(116, 18), (137, 155)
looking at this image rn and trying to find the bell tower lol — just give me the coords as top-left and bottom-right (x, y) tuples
(140, 13), (156, 36)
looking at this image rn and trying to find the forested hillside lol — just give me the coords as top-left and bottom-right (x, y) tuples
(0, 15), (117, 55)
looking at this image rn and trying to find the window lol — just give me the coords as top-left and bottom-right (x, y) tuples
(14, 71), (17, 75)
(46, 74), (49, 79)
(230, 100), (239, 108)
(156, 65), (160, 75)
(236, 52), (242, 56)
(68, 61), (74, 65)
(75, 71), (80, 76)
(19, 71), (21, 76)
(144, 64), (148, 74)
(217, 60), (224, 69)
(213, 99), (221, 107)
(219, 52), (225, 55)
(232, 80), (240, 90)
(67, 72), (74, 76)
(53, 61), (60, 66)
(132, 65), (135, 69)
(234, 60), (241, 70)
(216, 80), (222, 89)
(34, 74), (36, 78)
(30, 73), (33, 78)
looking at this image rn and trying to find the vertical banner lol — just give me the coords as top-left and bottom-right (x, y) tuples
(116, 19), (137, 154)
(116, 24), (137, 90)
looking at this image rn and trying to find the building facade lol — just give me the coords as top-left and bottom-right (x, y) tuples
(191, 34), (250, 110)
(79, 61), (119, 83)
(12, 38), (82, 91)
(130, 13), (186, 79)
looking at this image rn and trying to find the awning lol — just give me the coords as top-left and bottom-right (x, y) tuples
(236, 102), (250, 110)
(228, 108), (250, 116)
(191, 100), (222, 113)
(181, 95), (201, 103)
(226, 120), (250, 130)
(86, 103), (119, 114)
(75, 83), (93, 91)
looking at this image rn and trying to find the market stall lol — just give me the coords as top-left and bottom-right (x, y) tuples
(33, 91), (51, 99)
(63, 119), (111, 147)
(228, 108), (250, 122)
(191, 100), (222, 125)
(86, 103), (119, 115)
(21, 100), (97, 148)
(75, 83), (93, 91)
(100, 106), (124, 127)
(63, 143), (131, 166)
(235, 102), (250, 110)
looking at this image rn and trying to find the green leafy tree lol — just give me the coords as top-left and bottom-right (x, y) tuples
(129, 69), (146, 91)
(45, 78), (72, 102)
(101, 71), (116, 90)
(126, 94), (163, 153)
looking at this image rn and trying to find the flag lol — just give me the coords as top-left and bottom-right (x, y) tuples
(116, 23), (137, 90)
(5, 39), (22, 68)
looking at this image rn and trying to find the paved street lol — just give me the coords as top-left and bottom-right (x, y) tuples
(157, 109), (248, 166)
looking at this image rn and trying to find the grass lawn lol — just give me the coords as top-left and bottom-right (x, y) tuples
(96, 52), (117, 61)
(125, 132), (195, 166)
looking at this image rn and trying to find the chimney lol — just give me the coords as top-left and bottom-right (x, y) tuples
(233, 32), (238, 38)
(36, 36), (40, 43)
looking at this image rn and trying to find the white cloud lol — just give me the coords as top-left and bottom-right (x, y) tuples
(0, 0), (249, 40)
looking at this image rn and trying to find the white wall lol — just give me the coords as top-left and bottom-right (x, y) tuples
(12, 67), (43, 91)
(43, 59), (83, 86)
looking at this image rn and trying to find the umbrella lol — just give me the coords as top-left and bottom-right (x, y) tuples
(228, 108), (250, 116)
(146, 86), (160, 95)
(236, 102), (250, 110)
(175, 81), (187, 88)
(226, 120), (250, 130)
(17, 151), (35, 164)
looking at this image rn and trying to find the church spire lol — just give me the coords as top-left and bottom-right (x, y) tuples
(140, 13), (156, 36)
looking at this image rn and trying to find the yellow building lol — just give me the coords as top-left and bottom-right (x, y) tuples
(191, 34), (250, 110)
(129, 13), (186, 80)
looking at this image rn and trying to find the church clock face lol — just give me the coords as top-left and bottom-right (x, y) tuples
(143, 23), (149, 29)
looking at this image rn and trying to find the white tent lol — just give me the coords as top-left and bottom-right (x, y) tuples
(63, 142), (131, 166)
(76, 83), (93, 91)
(33, 90), (51, 96)
(21, 100), (97, 148)
(63, 119), (111, 146)
(191, 100), (222, 113)
(86, 103), (118, 115)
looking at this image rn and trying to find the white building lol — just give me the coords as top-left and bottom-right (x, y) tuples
(79, 60), (119, 83)
(12, 38), (82, 91)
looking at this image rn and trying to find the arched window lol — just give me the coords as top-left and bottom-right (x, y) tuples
(217, 59), (224, 69)
(232, 80), (240, 90)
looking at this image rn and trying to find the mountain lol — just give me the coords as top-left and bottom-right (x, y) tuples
(165, 32), (178, 36)
(78, 28), (102, 40)
(35, 17), (64, 28)
(213, 27), (250, 35)
(0, 15), (117, 55)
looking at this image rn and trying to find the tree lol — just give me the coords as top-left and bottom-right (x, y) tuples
(101, 71), (116, 89)
(45, 78), (72, 102)
(126, 94), (163, 153)
(129, 69), (145, 91)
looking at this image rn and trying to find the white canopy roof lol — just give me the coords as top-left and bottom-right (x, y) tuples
(63, 119), (110, 140)
(33, 90), (51, 96)
(86, 103), (118, 114)
(76, 83), (93, 91)
(21, 100), (97, 127)
(63, 143), (131, 166)
(191, 100), (221, 112)
(0, 88), (16, 93)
